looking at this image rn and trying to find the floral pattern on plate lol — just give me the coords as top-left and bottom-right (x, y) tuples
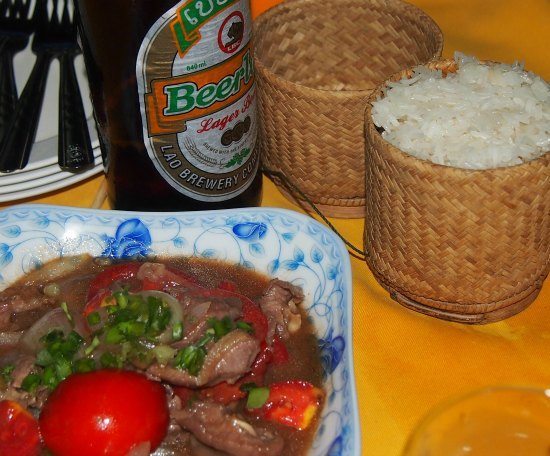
(0, 204), (359, 456)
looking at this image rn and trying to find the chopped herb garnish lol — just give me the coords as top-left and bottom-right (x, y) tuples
(42, 365), (58, 389)
(209, 316), (234, 339)
(84, 336), (100, 356)
(27, 329), (87, 390)
(172, 321), (183, 341)
(105, 327), (125, 345)
(170, 317), (254, 377)
(0, 365), (15, 383)
(21, 373), (41, 393)
(246, 386), (270, 409)
(87, 311), (101, 326)
(35, 348), (54, 367)
(174, 345), (206, 376)
(100, 352), (123, 369)
(113, 290), (128, 308)
(60, 302), (73, 324)
(22, 289), (186, 387)
(74, 358), (95, 373)
(236, 321), (253, 333)
(197, 329), (215, 348)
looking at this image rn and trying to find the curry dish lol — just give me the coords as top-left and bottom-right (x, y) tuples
(0, 255), (324, 455)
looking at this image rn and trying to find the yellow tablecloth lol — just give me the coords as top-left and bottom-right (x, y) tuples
(1, 1), (549, 455)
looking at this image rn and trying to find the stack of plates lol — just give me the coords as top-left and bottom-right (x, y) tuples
(0, 34), (103, 203)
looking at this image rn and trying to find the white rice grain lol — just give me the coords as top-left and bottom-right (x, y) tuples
(371, 52), (550, 169)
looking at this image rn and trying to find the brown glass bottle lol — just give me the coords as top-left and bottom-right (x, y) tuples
(76, 0), (262, 211)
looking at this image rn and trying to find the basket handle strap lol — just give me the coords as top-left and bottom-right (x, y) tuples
(263, 167), (367, 261)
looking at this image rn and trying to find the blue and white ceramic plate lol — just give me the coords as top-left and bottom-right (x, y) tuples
(0, 204), (359, 456)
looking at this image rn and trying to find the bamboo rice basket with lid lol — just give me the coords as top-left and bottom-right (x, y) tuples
(364, 59), (550, 323)
(253, 0), (443, 218)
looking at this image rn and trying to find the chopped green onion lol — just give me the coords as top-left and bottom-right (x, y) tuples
(197, 330), (214, 348)
(60, 302), (73, 324)
(74, 358), (95, 373)
(118, 320), (146, 338)
(236, 321), (253, 333)
(41, 329), (64, 345)
(87, 311), (101, 326)
(113, 291), (128, 308)
(42, 366), (58, 389)
(246, 386), (270, 409)
(65, 331), (84, 353)
(105, 327), (124, 344)
(100, 352), (122, 369)
(208, 316), (240, 340)
(84, 336), (100, 356)
(0, 365), (14, 383)
(21, 373), (41, 393)
(174, 345), (206, 376)
(35, 348), (54, 367)
(54, 357), (72, 381)
(172, 321), (183, 341)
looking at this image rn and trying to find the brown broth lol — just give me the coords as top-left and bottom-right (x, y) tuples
(0, 255), (324, 456)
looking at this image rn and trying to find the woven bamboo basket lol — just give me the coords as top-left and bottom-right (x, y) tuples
(364, 59), (550, 323)
(254, 0), (443, 218)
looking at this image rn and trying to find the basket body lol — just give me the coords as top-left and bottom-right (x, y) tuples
(364, 61), (550, 323)
(254, 0), (443, 217)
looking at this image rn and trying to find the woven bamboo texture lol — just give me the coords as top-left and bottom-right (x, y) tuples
(254, 0), (443, 218)
(364, 60), (550, 323)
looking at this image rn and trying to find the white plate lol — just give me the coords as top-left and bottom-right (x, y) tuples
(0, 205), (360, 455)
(0, 153), (102, 193)
(0, 160), (102, 202)
(0, 149), (101, 187)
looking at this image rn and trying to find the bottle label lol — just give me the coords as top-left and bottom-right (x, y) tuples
(136, 0), (258, 202)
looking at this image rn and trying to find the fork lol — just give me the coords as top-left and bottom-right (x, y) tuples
(0, 0), (34, 143)
(57, 0), (93, 171)
(0, 0), (76, 172)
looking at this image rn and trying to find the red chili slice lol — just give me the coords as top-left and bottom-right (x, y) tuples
(86, 262), (198, 302)
(0, 400), (41, 456)
(83, 289), (112, 317)
(87, 263), (142, 301)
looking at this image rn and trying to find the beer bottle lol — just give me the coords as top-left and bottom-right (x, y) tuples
(76, 0), (262, 211)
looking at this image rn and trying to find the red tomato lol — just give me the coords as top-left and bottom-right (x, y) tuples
(39, 369), (169, 456)
(252, 380), (323, 430)
(0, 400), (40, 456)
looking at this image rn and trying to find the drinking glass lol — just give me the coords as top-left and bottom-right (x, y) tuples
(402, 386), (550, 456)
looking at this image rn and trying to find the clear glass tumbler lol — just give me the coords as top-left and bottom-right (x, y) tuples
(402, 386), (550, 456)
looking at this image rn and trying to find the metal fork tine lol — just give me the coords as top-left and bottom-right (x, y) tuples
(0, 0), (35, 144)
(0, 0), (58, 170)
(0, 1), (9, 18)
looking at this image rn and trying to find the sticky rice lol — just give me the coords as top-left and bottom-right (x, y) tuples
(371, 53), (550, 169)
